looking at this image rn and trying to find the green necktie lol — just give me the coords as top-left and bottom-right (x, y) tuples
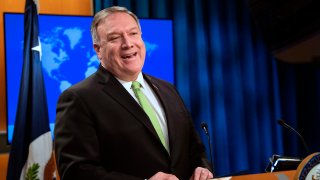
(131, 81), (168, 152)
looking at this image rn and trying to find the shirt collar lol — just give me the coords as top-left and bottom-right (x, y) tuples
(135, 73), (146, 89)
(115, 72), (146, 90)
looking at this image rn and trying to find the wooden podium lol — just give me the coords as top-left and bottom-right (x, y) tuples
(212, 153), (320, 179)
(212, 170), (296, 180)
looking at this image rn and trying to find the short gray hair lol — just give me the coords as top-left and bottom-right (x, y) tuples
(90, 6), (141, 44)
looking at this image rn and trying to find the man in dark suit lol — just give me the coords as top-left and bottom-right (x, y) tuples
(54, 6), (213, 180)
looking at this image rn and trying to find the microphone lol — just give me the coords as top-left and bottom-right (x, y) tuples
(200, 122), (214, 174)
(277, 119), (310, 155)
(201, 122), (209, 135)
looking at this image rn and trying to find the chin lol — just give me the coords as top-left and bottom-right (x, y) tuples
(126, 64), (143, 72)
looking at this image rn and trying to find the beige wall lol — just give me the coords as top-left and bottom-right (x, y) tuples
(0, 0), (92, 179)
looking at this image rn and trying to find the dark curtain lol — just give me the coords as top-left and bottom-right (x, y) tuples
(277, 61), (320, 158)
(93, 0), (320, 176)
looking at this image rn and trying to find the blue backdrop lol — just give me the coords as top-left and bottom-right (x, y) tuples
(94, 0), (320, 176)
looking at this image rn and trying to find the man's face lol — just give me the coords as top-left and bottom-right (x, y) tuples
(94, 12), (146, 81)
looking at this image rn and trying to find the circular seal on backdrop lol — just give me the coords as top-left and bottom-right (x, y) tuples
(294, 152), (320, 180)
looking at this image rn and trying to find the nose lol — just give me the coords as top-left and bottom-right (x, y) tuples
(121, 34), (133, 49)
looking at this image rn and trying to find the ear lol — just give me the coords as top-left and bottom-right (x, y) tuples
(93, 44), (102, 60)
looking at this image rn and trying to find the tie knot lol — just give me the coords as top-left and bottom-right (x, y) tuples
(132, 81), (141, 90)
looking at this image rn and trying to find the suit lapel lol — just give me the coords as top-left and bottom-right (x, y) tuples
(96, 66), (163, 146)
(144, 75), (177, 156)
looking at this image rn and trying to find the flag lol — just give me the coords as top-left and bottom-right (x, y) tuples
(7, 0), (58, 179)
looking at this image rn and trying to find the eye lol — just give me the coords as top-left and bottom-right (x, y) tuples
(130, 31), (139, 36)
(108, 35), (120, 41)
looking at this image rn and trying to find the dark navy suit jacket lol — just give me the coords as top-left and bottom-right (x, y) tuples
(54, 65), (211, 180)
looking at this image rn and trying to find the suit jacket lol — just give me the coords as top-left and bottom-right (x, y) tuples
(54, 65), (211, 180)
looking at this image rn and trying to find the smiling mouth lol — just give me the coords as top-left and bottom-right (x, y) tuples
(121, 52), (137, 60)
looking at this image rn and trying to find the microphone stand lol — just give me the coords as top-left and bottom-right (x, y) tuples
(201, 122), (215, 174)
